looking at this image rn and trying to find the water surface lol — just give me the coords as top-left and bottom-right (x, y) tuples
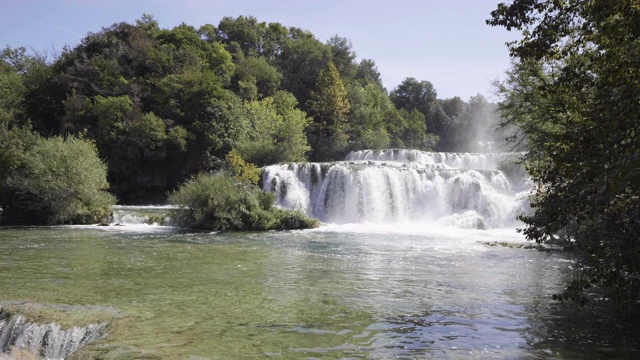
(2, 224), (638, 359)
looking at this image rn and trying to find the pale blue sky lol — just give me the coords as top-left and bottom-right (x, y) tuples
(0, 0), (517, 100)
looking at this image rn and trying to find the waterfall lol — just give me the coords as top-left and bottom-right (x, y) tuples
(0, 310), (106, 359)
(262, 149), (531, 229)
(110, 205), (175, 226)
(345, 149), (512, 171)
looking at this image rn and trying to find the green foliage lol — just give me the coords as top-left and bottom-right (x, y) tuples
(307, 61), (350, 161)
(434, 94), (503, 152)
(168, 172), (319, 231)
(236, 91), (311, 166)
(217, 16), (288, 59)
(327, 36), (357, 80)
(0, 133), (115, 225)
(390, 77), (437, 116)
(345, 83), (391, 151)
(391, 109), (438, 150)
(0, 124), (39, 185)
(390, 77), (450, 149)
(226, 149), (261, 185)
(42, 19), (238, 199)
(354, 58), (383, 87)
(233, 56), (282, 100)
(64, 94), (189, 200)
(278, 28), (331, 108)
(0, 56), (25, 126)
(490, 0), (640, 307)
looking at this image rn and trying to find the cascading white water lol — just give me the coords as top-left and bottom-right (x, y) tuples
(0, 312), (106, 359)
(345, 149), (513, 171)
(110, 205), (175, 226)
(262, 149), (531, 229)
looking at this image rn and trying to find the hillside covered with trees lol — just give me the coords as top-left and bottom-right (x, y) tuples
(0, 14), (503, 223)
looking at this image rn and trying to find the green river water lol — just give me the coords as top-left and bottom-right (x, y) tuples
(1, 221), (639, 359)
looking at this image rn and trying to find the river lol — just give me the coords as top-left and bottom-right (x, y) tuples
(1, 150), (639, 359)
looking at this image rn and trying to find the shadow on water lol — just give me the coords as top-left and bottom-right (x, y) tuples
(524, 300), (640, 359)
(358, 302), (640, 359)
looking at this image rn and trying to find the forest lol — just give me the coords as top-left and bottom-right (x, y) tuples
(0, 14), (503, 225)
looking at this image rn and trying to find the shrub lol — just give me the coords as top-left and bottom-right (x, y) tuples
(168, 171), (319, 231)
(0, 133), (116, 225)
(226, 149), (261, 185)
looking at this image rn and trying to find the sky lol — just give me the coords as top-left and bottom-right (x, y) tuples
(0, 0), (518, 101)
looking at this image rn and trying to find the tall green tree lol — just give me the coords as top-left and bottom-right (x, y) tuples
(389, 109), (437, 150)
(390, 77), (450, 149)
(327, 36), (357, 80)
(489, 0), (640, 306)
(390, 77), (436, 116)
(345, 83), (391, 151)
(307, 61), (350, 161)
(236, 91), (311, 166)
(355, 58), (383, 87)
(278, 28), (331, 109)
(45, 19), (238, 199)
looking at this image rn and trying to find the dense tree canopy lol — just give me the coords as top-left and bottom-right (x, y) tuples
(489, 0), (640, 306)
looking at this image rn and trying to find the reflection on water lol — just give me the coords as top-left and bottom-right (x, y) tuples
(0, 224), (638, 358)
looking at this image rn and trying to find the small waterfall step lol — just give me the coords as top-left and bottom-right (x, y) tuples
(110, 205), (175, 226)
(0, 305), (109, 359)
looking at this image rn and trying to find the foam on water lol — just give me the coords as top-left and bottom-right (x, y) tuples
(263, 149), (531, 230)
(108, 205), (176, 228)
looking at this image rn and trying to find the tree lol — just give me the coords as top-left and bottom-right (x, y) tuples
(427, 102), (453, 151)
(0, 54), (25, 126)
(443, 94), (503, 152)
(4, 46), (62, 134)
(391, 109), (437, 150)
(225, 149), (260, 185)
(216, 16), (290, 62)
(390, 77), (449, 149)
(441, 96), (468, 122)
(390, 77), (436, 117)
(278, 28), (331, 108)
(232, 56), (282, 100)
(463, 94), (500, 152)
(236, 91), (311, 166)
(355, 58), (383, 87)
(307, 61), (350, 161)
(327, 36), (357, 80)
(0, 134), (115, 225)
(345, 83), (391, 151)
(489, 0), (640, 306)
